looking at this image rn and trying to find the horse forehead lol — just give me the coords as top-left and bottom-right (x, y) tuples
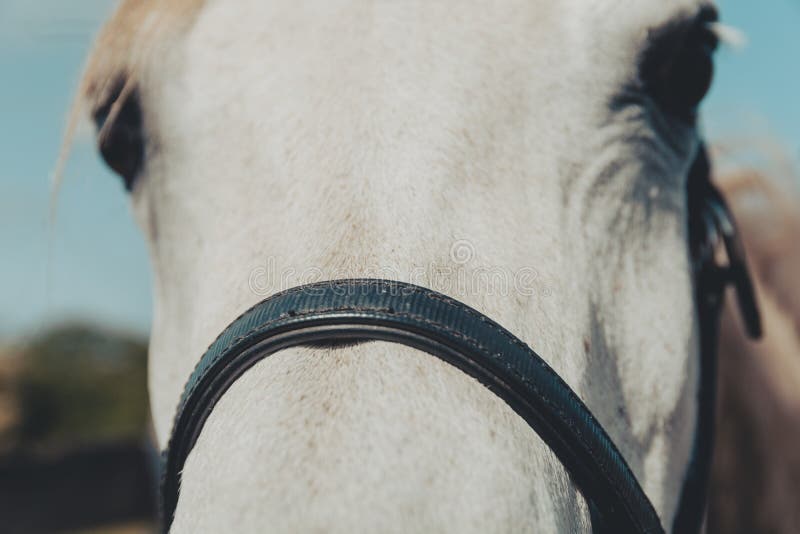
(178, 0), (708, 45)
(178, 0), (709, 26)
(168, 0), (710, 110)
(136, 0), (709, 208)
(91, 0), (710, 66)
(84, 0), (710, 114)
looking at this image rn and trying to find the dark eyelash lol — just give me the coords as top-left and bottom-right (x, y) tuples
(695, 6), (721, 51)
(92, 76), (128, 131)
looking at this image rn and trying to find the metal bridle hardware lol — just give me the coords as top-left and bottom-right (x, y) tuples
(161, 147), (760, 533)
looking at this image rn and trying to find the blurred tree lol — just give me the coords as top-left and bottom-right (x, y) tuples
(6, 325), (149, 451)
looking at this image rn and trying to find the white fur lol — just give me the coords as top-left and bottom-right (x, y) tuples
(118, 0), (709, 531)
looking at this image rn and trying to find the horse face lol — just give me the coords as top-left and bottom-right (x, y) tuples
(81, 0), (719, 528)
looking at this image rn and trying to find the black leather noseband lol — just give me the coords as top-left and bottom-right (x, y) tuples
(161, 148), (760, 533)
(162, 279), (663, 533)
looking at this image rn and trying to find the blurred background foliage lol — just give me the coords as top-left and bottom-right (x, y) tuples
(0, 326), (156, 534)
(0, 325), (149, 453)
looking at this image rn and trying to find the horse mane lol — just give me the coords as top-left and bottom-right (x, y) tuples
(84, 1), (202, 114)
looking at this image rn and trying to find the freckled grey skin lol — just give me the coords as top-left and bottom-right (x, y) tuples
(83, 0), (713, 531)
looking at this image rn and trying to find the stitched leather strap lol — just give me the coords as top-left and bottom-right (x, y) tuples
(161, 279), (665, 533)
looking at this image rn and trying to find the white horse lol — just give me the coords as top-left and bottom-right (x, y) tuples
(68, 0), (723, 531)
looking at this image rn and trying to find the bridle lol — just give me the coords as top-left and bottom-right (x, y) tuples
(160, 146), (761, 533)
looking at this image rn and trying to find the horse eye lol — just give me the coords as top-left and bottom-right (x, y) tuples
(92, 82), (144, 191)
(640, 8), (720, 122)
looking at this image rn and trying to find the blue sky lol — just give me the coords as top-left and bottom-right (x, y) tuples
(1, 0), (798, 338)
